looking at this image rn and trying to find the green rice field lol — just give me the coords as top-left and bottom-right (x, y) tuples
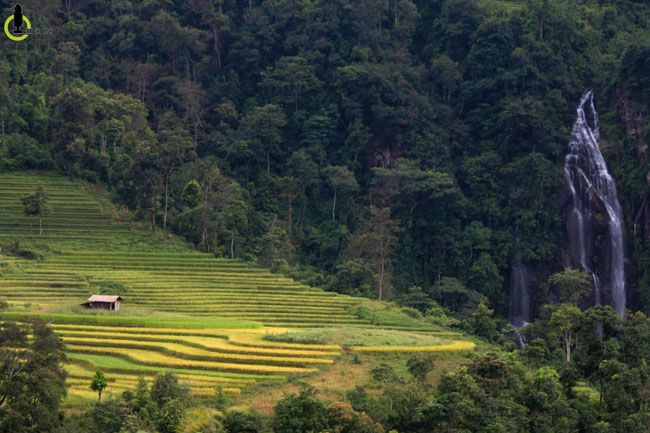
(0, 173), (466, 405)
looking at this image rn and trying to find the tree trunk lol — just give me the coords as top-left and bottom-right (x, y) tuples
(231, 229), (235, 259)
(600, 379), (603, 405)
(645, 198), (650, 247)
(212, 25), (222, 69)
(163, 175), (169, 234)
(565, 331), (571, 362)
(331, 188), (337, 221)
(151, 212), (156, 231)
(379, 251), (385, 301)
(266, 148), (271, 176)
(193, 123), (199, 161)
(288, 192), (293, 240)
(39, 217), (42, 236)
(98, 390), (102, 404)
(65, 0), (72, 21)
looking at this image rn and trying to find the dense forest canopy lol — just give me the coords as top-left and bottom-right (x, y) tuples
(1, 0), (650, 321)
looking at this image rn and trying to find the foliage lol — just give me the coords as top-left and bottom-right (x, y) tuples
(548, 268), (593, 306)
(2, 0), (650, 430)
(347, 206), (403, 300)
(1, 0), (649, 320)
(223, 408), (266, 433)
(90, 370), (108, 404)
(272, 384), (328, 433)
(462, 302), (510, 343)
(21, 185), (49, 236)
(0, 319), (67, 433)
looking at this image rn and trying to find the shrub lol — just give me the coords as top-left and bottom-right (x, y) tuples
(224, 409), (266, 433)
(273, 384), (327, 433)
(401, 307), (423, 319)
(95, 280), (130, 295)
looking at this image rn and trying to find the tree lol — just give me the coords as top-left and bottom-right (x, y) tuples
(48, 87), (92, 181)
(182, 180), (201, 208)
(548, 304), (582, 362)
(194, 162), (248, 256)
(260, 56), (322, 110)
(524, 366), (577, 433)
(90, 370), (108, 404)
(150, 372), (191, 433)
(273, 384), (328, 433)
(223, 408), (266, 433)
(150, 372), (190, 409)
(155, 116), (193, 234)
(188, 0), (230, 68)
(301, 113), (335, 169)
(240, 105), (287, 176)
(430, 55), (461, 104)
(21, 185), (49, 236)
(407, 355), (436, 382)
(348, 206), (403, 300)
(0, 319), (67, 433)
(466, 302), (502, 342)
(325, 401), (385, 433)
(178, 407), (224, 433)
(322, 166), (359, 221)
(396, 286), (436, 313)
(548, 268), (593, 306)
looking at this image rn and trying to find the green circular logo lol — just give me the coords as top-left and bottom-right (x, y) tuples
(4, 15), (31, 41)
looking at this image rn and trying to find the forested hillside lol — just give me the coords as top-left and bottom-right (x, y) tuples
(4, 1), (650, 432)
(1, 0), (650, 322)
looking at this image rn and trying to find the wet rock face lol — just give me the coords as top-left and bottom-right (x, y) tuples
(560, 91), (626, 316)
(509, 258), (534, 328)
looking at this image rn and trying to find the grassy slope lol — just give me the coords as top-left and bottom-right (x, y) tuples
(0, 172), (482, 408)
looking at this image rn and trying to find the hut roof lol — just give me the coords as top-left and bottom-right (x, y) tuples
(87, 295), (122, 302)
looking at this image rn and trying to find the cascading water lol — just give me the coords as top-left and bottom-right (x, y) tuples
(509, 235), (534, 329)
(563, 90), (626, 317)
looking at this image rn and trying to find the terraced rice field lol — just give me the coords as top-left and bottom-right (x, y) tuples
(3, 251), (371, 327)
(0, 175), (130, 242)
(0, 173), (464, 404)
(55, 325), (341, 404)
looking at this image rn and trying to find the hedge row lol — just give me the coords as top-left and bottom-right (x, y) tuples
(348, 340), (476, 353)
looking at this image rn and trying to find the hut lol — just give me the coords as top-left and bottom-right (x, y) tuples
(82, 295), (122, 311)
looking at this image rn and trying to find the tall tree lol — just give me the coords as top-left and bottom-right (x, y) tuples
(260, 56), (322, 110)
(48, 87), (92, 180)
(348, 206), (403, 300)
(0, 319), (67, 433)
(548, 304), (582, 363)
(548, 268), (593, 306)
(90, 370), (108, 404)
(21, 186), (49, 236)
(322, 165), (359, 221)
(240, 105), (287, 176)
(155, 117), (193, 234)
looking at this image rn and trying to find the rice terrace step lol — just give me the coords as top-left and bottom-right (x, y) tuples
(0, 173), (472, 405)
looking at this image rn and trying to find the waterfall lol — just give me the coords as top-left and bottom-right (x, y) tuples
(563, 90), (626, 317)
(509, 236), (533, 329)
